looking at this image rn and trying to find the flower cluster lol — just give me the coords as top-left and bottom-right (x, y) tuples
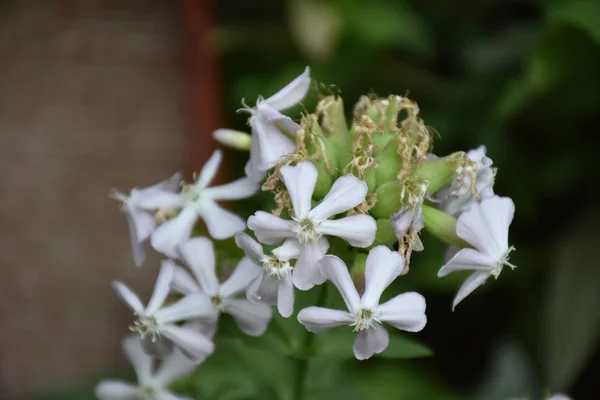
(98, 67), (518, 398)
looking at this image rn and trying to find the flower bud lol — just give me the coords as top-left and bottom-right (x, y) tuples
(412, 154), (461, 194)
(350, 252), (368, 294)
(370, 182), (403, 218)
(212, 129), (252, 151)
(371, 218), (397, 248)
(373, 135), (402, 185)
(317, 95), (348, 137)
(421, 205), (469, 248)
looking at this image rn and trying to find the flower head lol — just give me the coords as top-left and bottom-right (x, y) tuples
(235, 232), (301, 317)
(149, 149), (258, 258)
(112, 261), (216, 362)
(240, 67), (311, 182)
(297, 246), (427, 360)
(247, 161), (377, 290)
(95, 335), (195, 400)
(110, 172), (182, 266)
(171, 238), (273, 336)
(437, 195), (516, 310)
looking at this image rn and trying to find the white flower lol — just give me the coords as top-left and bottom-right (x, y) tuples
(247, 161), (377, 290)
(110, 172), (182, 267)
(150, 149), (258, 258)
(239, 67), (311, 182)
(95, 335), (195, 400)
(297, 246), (427, 360)
(171, 237), (273, 336)
(112, 261), (216, 362)
(437, 195), (516, 310)
(235, 232), (301, 318)
(438, 145), (496, 216)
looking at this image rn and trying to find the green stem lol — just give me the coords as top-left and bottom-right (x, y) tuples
(292, 284), (329, 400)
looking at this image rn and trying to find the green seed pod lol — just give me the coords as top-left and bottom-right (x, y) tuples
(413, 153), (462, 194)
(421, 205), (470, 248)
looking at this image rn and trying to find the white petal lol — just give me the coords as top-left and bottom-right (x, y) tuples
(280, 161), (318, 218)
(95, 380), (138, 400)
(234, 232), (265, 265)
(317, 256), (360, 312)
(185, 320), (219, 341)
(309, 175), (368, 221)
(224, 299), (273, 336)
(277, 274), (295, 318)
(178, 237), (220, 296)
(122, 335), (152, 384)
(264, 66), (311, 111)
(155, 391), (194, 400)
(245, 132), (267, 183)
(135, 191), (185, 211)
(353, 324), (389, 360)
(125, 210), (154, 267)
(318, 214), (377, 247)
(195, 149), (222, 190)
(153, 347), (196, 387)
(437, 248), (495, 277)
(197, 199), (246, 240)
(212, 128), (252, 151)
(112, 281), (144, 315)
(292, 238), (328, 290)
(155, 293), (216, 324)
(160, 324), (215, 364)
(203, 178), (258, 201)
(171, 265), (202, 295)
(272, 239), (302, 261)
(151, 207), (198, 259)
(361, 246), (404, 309)
(456, 196), (514, 257)
(297, 307), (354, 332)
(140, 335), (173, 359)
(251, 110), (296, 170)
(146, 261), (175, 315)
(247, 272), (269, 303)
(452, 271), (490, 310)
(247, 211), (295, 244)
(220, 257), (263, 298)
(377, 292), (427, 332)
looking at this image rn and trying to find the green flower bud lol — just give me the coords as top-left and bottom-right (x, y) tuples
(313, 161), (334, 199)
(370, 181), (403, 218)
(350, 252), (368, 293)
(421, 205), (469, 248)
(317, 95), (348, 137)
(373, 134), (401, 186)
(413, 153), (463, 194)
(212, 129), (252, 151)
(370, 218), (397, 249)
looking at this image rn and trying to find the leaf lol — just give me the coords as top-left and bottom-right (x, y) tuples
(540, 213), (600, 390)
(547, 0), (600, 43)
(314, 326), (432, 359)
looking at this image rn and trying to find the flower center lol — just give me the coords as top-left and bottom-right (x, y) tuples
(130, 314), (160, 342)
(352, 308), (378, 332)
(180, 183), (201, 202)
(491, 245), (517, 279)
(137, 386), (157, 400)
(211, 295), (225, 312)
(261, 255), (292, 279)
(291, 218), (321, 244)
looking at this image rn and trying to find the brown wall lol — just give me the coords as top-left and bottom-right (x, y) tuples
(0, 1), (200, 397)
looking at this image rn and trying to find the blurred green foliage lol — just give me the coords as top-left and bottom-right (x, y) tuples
(42, 0), (600, 398)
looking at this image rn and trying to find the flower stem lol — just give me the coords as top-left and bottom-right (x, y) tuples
(293, 284), (328, 400)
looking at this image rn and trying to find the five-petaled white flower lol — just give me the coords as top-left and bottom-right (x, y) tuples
(112, 261), (216, 362)
(437, 195), (516, 310)
(95, 335), (195, 400)
(171, 237), (273, 337)
(298, 246), (427, 360)
(247, 161), (377, 290)
(110, 172), (182, 267)
(438, 146), (496, 217)
(239, 67), (311, 182)
(235, 232), (301, 318)
(149, 149), (258, 258)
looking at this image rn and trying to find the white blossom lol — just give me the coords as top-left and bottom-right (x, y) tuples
(247, 161), (377, 290)
(150, 149), (258, 258)
(112, 261), (216, 362)
(110, 172), (182, 267)
(235, 232), (301, 318)
(298, 246), (427, 360)
(438, 145), (496, 216)
(437, 195), (516, 310)
(239, 67), (311, 182)
(171, 237), (273, 336)
(95, 335), (195, 400)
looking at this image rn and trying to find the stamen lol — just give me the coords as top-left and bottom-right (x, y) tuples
(291, 218), (321, 244)
(129, 314), (160, 342)
(180, 183), (200, 202)
(351, 308), (379, 332)
(261, 255), (292, 279)
(491, 245), (517, 279)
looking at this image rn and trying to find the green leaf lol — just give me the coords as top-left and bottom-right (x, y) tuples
(314, 326), (432, 359)
(547, 0), (600, 43)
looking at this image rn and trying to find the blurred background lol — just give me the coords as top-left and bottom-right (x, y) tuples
(1, 0), (599, 399)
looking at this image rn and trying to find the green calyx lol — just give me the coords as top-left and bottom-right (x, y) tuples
(421, 205), (470, 248)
